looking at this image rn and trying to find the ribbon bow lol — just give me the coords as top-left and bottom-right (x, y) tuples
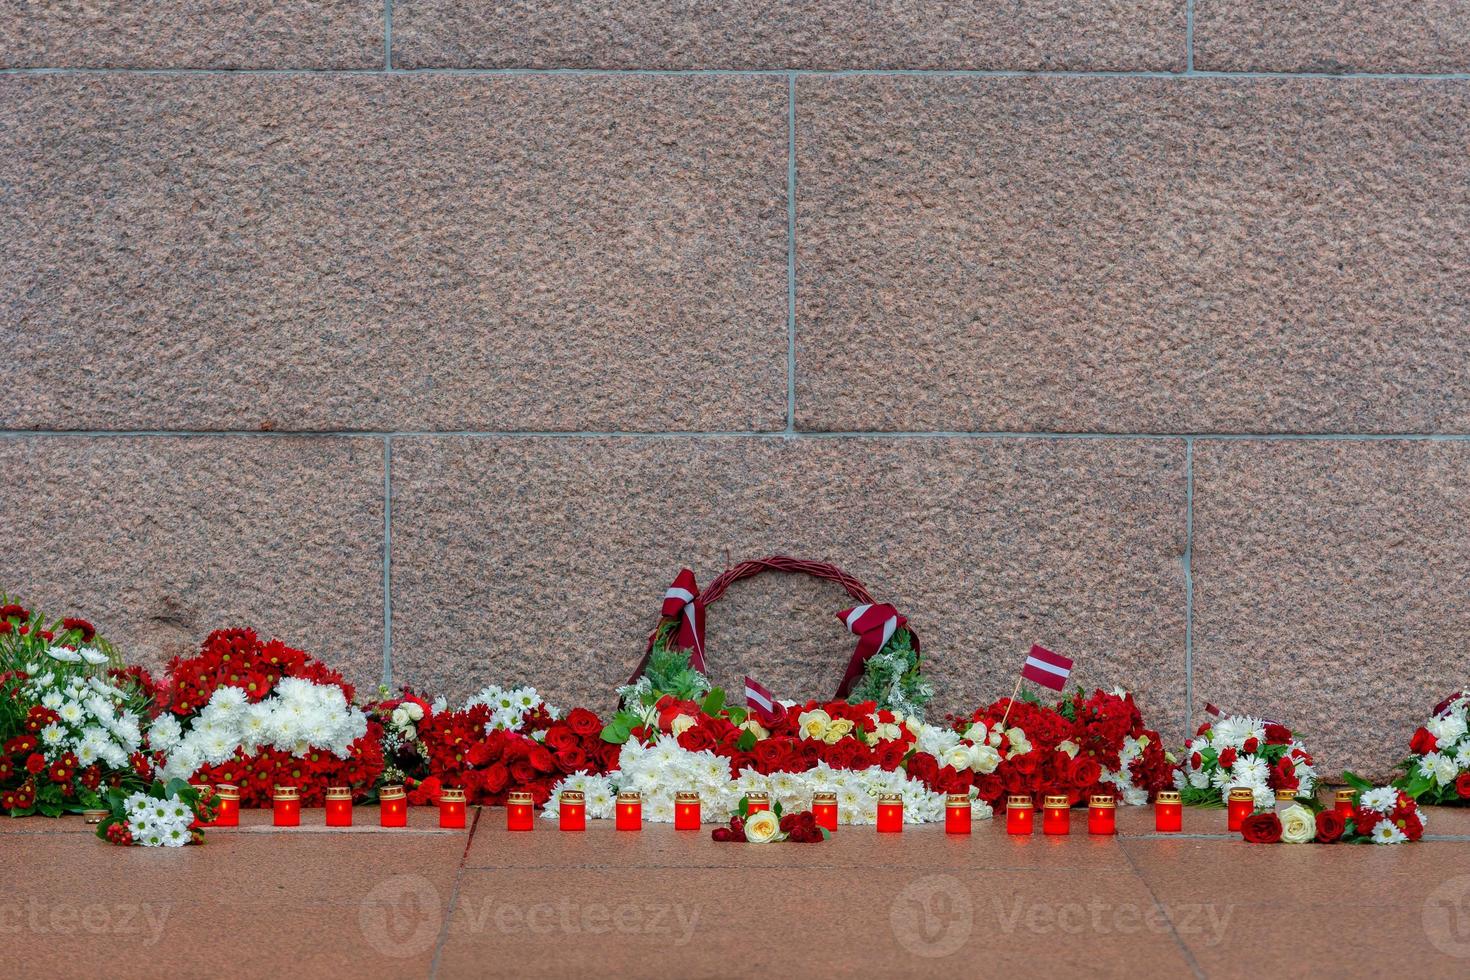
(834, 603), (907, 698)
(630, 569), (708, 684)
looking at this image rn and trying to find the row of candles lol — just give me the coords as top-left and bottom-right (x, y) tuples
(199, 783), (1361, 835)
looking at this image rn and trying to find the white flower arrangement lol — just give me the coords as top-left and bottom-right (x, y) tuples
(122, 790), (195, 847)
(465, 683), (559, 733)
(18, 660), (142, 771)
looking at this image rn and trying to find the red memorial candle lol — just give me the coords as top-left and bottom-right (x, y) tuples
(439, 787), (467, 829)
(876, 793), (903, 833)
(1088, 793), (1117, 836)
(1154, 790), (1183, 833)
(379, 785), (408, 828)
(945, 793), (972, 835)
(272, 785), (300, 827)
(745, 792), (770, 815)
(615, 791), (642, 831)
(1226, 787), (1255, 832)
(325, 786), (353, 827)
(1042, 794), (1071, 836)
(214, 784), (240, 827)
(812, 792), (838, 833)
(1006, 794), (1035, 836)
(559, 790), (586, 832)
(506, 790), (535, 832)
(675, 791), (701, 831)
(1334, 789), (1355, 820)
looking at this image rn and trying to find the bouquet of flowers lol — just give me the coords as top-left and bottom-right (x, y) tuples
(1175, 714), (1317, 808)
(1, 600), (152, 816)
(415, 698), (615, 807)
(1395, 691), (1470, 805)
(711, 796), (827, 843)
(147, 628), (381, 806)
(956, 688), (1174, 810)
(94, 779), (219, 847)
(1241, 784), (1425, 845)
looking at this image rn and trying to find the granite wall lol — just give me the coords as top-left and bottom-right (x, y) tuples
(3, 2), (1468, 779)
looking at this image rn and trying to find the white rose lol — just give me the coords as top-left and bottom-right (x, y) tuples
(744, 810), (781, 844)
(670, 714), (698, 737)
(970, 745), (1001, 775)
(962, 722), (988, 744)
(404, 702), (425, 722)
(1057, 740), (1080, 759)
(1279, 804), (1316, 844)
(944, 745), (973, 771)
(391, 707), (410, 728)
(796, 709), (831, 741)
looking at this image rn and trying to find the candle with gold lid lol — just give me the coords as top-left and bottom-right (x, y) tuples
(379, 784), (408, 828)
(439, 787), (467, 829)
(1006, 794), (1035, 836)
(272, 785), (300, 827)
(675, 791), (701, 831)
(1334, 788), (1355, 819)
(1273, 787), (1299, 813)
(945, 793), (972, 835)
(876, 793), (903, 833)
(506, 790), (534, 831)
(558, 789), (585, 832)
(1154, 790), (1182, 833)
(1088, 793), (1117, 835)
(1042, 794), (1071, 836)
(325, 786), (353, 827)
(1226, 787), (1255, 831)
(812, 791), (838, 832)
(615, 790), (642, 831)
(745, 792), (771, 814)
(215, 784), (240, 827)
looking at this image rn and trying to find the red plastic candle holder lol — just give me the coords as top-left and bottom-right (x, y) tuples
(506, 791), (535, 831)
(439, 787), (467, 829)
(745, 792), (771, 815)
(1154, 791), (1182, 833)
(325, 786), (353, 827)
(1226, 788), (1255, 832)
(558, 790), (585, 832)
(876, 793), (903, 833)
(379, 785), (408, 828)
(675, 791), (701, 831)
(616, 791), (642, 831)
(1088, 793), (1117, 836)
(1334, 789), (1355, 820)
(272, 786), (300, 827)
(214, 784), (239, 827)
(812, 792), (838, 833)
(1042, 795), (1071, 836)
(945, 794), (972, 835)
(1006, 795), (1034, 836)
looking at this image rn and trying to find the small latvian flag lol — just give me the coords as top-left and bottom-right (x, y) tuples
(1020, 644), (1073, 692)
(744, 676), (787, 726)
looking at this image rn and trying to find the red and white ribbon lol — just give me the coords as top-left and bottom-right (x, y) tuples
(744, 676), (787, 726)
(834, 603), (907, 698)
(630, 569), (708, 684)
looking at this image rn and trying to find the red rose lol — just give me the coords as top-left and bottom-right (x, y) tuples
(1218, 747), (1237, 769)
(480, 763), (510, 794)
(527, 744), (557, 774)
(1410, 727), (1439, 755)
(542, 726), (578, 753)
(676, 727), (717, 753)
(1241, 812), (1282, 844)
(1457, 773), (1470, 799)
(906, 752), (941, 788)
(565, 708), (602, 737)
(554, 746), (589, 773)
(1068, 756), (1101, 789)
(25, 753), (45, 775)
(1314, 810), (1345, 843)
(1263, 723), (1292, 746)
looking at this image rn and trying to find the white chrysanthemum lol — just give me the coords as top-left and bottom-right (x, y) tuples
(57, 701), (85, 725)
(79, 647), (109, 666)
(148, 716), (182, 754)
(1428, 712), (1469, 746)
(1371, 822), (1407, 845)
(47, 647), (83, 664)
(41, 690), (64, 710)
(1231, 756), (1270, 787)
(1359, 786), (1399, 813)
(40, 723), (65, 747)
(1210, 715), (1262, 750)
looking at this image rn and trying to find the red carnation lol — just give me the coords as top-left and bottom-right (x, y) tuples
(1456, 773), (1470, 799)
(0, 604), (28, 620)
(61, 618), (96, 642)
(1315, 810), (1345, 844)
(1218, 747), (1237, 769)
(1241, 812), (1283, 844)
(1263, 723), (1292, 745)
(1242, 737), (1259, 754)
(1409, 727), (1438, 755)
(1268, 756), (1299, 791)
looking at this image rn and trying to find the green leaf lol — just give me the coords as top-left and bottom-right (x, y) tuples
(1340, 770), (1374, 792)
(701, 688), (725, 717)
(737, 797), (749, 818)
(736, 730), (757, 752)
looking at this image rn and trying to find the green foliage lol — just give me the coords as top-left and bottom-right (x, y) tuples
(843, 628), (932, 720)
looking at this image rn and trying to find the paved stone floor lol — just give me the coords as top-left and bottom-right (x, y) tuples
(4, 804), (1470, 978)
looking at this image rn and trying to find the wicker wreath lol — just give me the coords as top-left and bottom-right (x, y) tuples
(627, 555), (929, 716)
